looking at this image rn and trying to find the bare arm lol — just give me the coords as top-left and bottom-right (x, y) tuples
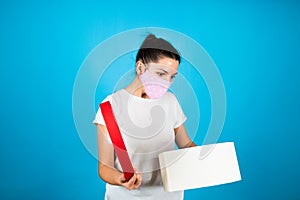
(97, 124), (122, 185)
(96, 124), (142, 190)
(174, 123), (197, 149)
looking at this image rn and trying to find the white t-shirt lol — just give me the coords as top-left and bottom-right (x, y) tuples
(93, 89), (187, 200)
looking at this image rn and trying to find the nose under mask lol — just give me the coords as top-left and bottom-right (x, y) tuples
(139, 69), (172, 99)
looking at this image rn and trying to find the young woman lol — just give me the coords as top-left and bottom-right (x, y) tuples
(93, 34), (197, 200)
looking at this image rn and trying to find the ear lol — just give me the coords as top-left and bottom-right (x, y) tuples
(136, 60), (145, 76)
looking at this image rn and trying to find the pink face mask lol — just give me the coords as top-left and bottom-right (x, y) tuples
(139, 68), (172, 99)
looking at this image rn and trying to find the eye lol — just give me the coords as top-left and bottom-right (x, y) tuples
(156, 72), (165, 76)
(171, 75), (176, 79)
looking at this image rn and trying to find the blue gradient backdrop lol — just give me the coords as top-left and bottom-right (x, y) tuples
(1, 1), (299, 199)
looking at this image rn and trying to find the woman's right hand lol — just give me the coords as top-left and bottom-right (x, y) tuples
(118, 166), (142, 190)
(97, 124), (142, 189)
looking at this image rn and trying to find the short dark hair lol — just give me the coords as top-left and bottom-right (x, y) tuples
(136, 34), (181, 64)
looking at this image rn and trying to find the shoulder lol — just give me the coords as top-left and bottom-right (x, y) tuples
(100, 94), (113, 103)
(165, 91), (178, 102)
(165, 91), (184, 109)
(100, 89), (123, 103)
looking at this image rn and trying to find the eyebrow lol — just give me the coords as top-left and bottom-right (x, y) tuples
(158, 68), (178, 76)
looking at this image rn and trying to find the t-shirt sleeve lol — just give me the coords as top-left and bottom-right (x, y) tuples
(93, 95), (113, 144)
(171, 93), (187, 129)
(93, 95), (112, 126)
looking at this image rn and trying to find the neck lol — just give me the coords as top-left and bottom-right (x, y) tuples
(124, 76), (149, 98)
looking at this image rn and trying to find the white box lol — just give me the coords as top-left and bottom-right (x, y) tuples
(158, 142), (242, 192)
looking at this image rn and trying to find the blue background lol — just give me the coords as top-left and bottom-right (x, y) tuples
(1, 1), (300, 199)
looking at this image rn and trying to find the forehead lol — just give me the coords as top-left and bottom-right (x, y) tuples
(148, 57), (179, 72)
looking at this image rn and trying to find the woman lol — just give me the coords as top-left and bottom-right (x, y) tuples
(93, 34), (197, 199)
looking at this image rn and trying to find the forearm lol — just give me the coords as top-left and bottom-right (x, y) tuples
(189, 141), (197, 147)
(174, 124), (197, 149)
(98, 162), (123, 185)
(183, 140), (197, 148)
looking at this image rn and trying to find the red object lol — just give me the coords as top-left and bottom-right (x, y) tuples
(100, 101), (134, 182)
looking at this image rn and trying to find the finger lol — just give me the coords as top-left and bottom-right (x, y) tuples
(129, 174), (137, 186)
(119, 173), (126, 183)
(133, 166), (142, 189)
(134, 173), (142, 188)
(132, 168), (142, 188)
(124, 174), (137, 190)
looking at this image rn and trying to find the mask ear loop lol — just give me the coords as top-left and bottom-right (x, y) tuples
(139, 64), (151, 98)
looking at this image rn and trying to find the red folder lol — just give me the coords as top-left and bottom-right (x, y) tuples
(100, 101), (134, 181)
